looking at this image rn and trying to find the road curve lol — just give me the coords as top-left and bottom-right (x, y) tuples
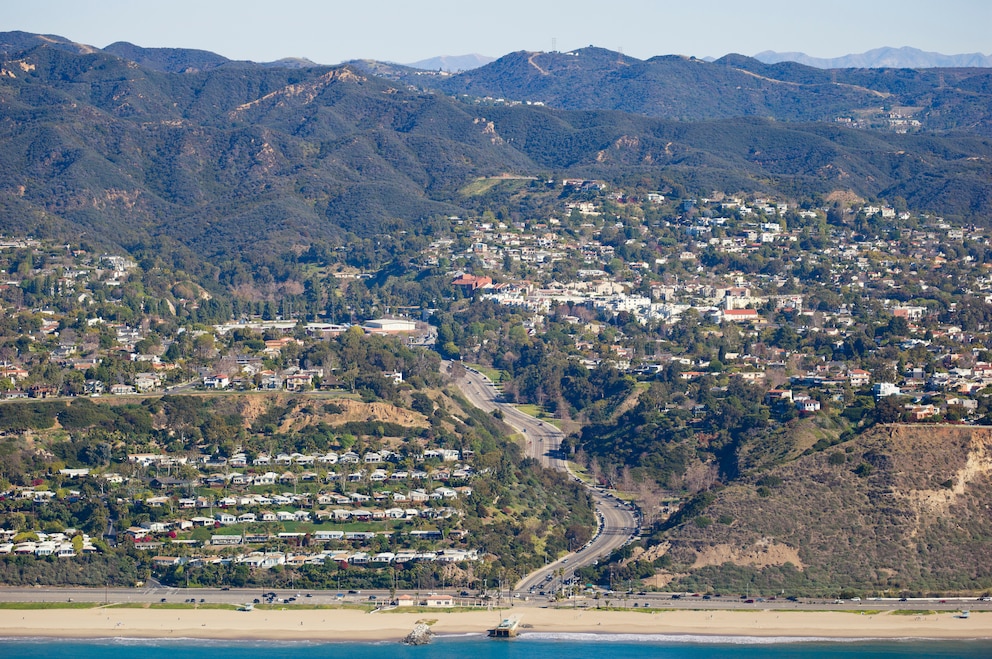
(443, 361), (639, 592)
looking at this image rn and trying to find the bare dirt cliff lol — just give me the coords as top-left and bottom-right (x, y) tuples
(655, 424), (992, 595)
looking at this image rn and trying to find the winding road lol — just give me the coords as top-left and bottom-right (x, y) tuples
(443, 361), (639, 593)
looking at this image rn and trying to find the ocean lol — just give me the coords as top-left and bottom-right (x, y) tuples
(0, 635), (988, 658)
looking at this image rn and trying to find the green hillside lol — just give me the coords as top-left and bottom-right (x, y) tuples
(1, 35), (992, 291)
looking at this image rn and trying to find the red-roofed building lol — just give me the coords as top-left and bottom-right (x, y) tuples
(451, 274), (492, 291)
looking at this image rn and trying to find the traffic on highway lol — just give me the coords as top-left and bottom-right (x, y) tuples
(444, 361), (641, 592)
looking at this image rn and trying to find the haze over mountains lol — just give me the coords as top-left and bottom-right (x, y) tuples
(752, 46), (992, 70)
(406, 54), (495, 72)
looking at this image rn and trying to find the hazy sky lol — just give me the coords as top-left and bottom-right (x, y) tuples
(6, 0), (990, 64)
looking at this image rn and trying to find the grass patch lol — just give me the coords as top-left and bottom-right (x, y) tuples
(891, 609), (938, 615)
(380, 606), (494, 614)
(466, 363), (505, 383)
(254, 603), (373, 612)
(0, 602), (101, 610)
(513, 403), (561, 428)
(514, 403), (543, 418)
(107, 602), (240, 611)
(458, 177), (531, 197)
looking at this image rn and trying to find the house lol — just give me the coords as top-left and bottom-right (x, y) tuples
(284, 373), (313, 392)
(210, 535), (242, 546)
(451, 274), (493, 291)
(873, 382), (901, 398)
(905, 403), (939, 421)
(716, 308), (761, 324)
(848, 369), (871, 387)
(134, 373), (161, 392)
(203, 374), (230, 389)
(425, 595), (455, 607)
(794, 396), (821, 413)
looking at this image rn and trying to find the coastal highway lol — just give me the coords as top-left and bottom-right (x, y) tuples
(442, 361), (639, 592)
(1, 586), (990, 614)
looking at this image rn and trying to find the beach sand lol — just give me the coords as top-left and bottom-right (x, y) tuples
(0, 605), (989, 641)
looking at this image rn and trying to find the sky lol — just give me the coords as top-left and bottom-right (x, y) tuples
(6, 0), (991, 65)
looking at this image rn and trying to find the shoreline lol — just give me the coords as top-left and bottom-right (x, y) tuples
(0, 607), (989, 642)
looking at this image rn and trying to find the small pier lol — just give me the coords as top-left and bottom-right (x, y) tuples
(488, 617), (519, 638)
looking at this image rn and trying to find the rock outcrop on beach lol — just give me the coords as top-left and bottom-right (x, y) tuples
(402, 623), (434, 645)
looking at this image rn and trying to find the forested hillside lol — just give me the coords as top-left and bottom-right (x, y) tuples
(1, 35), (992, 294)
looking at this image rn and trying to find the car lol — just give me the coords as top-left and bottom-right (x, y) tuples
(221, 587), (230, 591)
(200, 599), (205, 603)
(348, 590), (360, 594)
(745, 599), (755, 604)
(253, 598), (260, 604)
(899, 597), (908, 601)
(305, 594), (312, 598)
(160, 598), (167, 602)
(702, 595), (711, 600)
(460, 591), (470, 596)
(368, 595), (377, 601)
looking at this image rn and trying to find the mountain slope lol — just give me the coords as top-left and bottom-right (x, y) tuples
(435, 47), (992, 135)
(655, 425), (992, 594)
(408, 54), (494, 72)
(754, 46), (992, 69)
(2, 37), (992, 281)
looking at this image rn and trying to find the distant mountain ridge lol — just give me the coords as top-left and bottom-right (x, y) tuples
(429, 47), (992, 134)
(753, 46), (992, 69)
(407, 54), (494, 72)
(2, 31), (992, 276)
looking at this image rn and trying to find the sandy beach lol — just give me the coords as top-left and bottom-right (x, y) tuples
(0, 605), (989, 642)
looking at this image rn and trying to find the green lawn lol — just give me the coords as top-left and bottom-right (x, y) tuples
(513, 404), (562, 429)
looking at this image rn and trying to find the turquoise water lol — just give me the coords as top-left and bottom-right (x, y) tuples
(0, 635), (988, 658)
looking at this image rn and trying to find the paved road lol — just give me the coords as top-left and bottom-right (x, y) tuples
(1, 585), (988, 614)
(443, 362), (639, 592)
